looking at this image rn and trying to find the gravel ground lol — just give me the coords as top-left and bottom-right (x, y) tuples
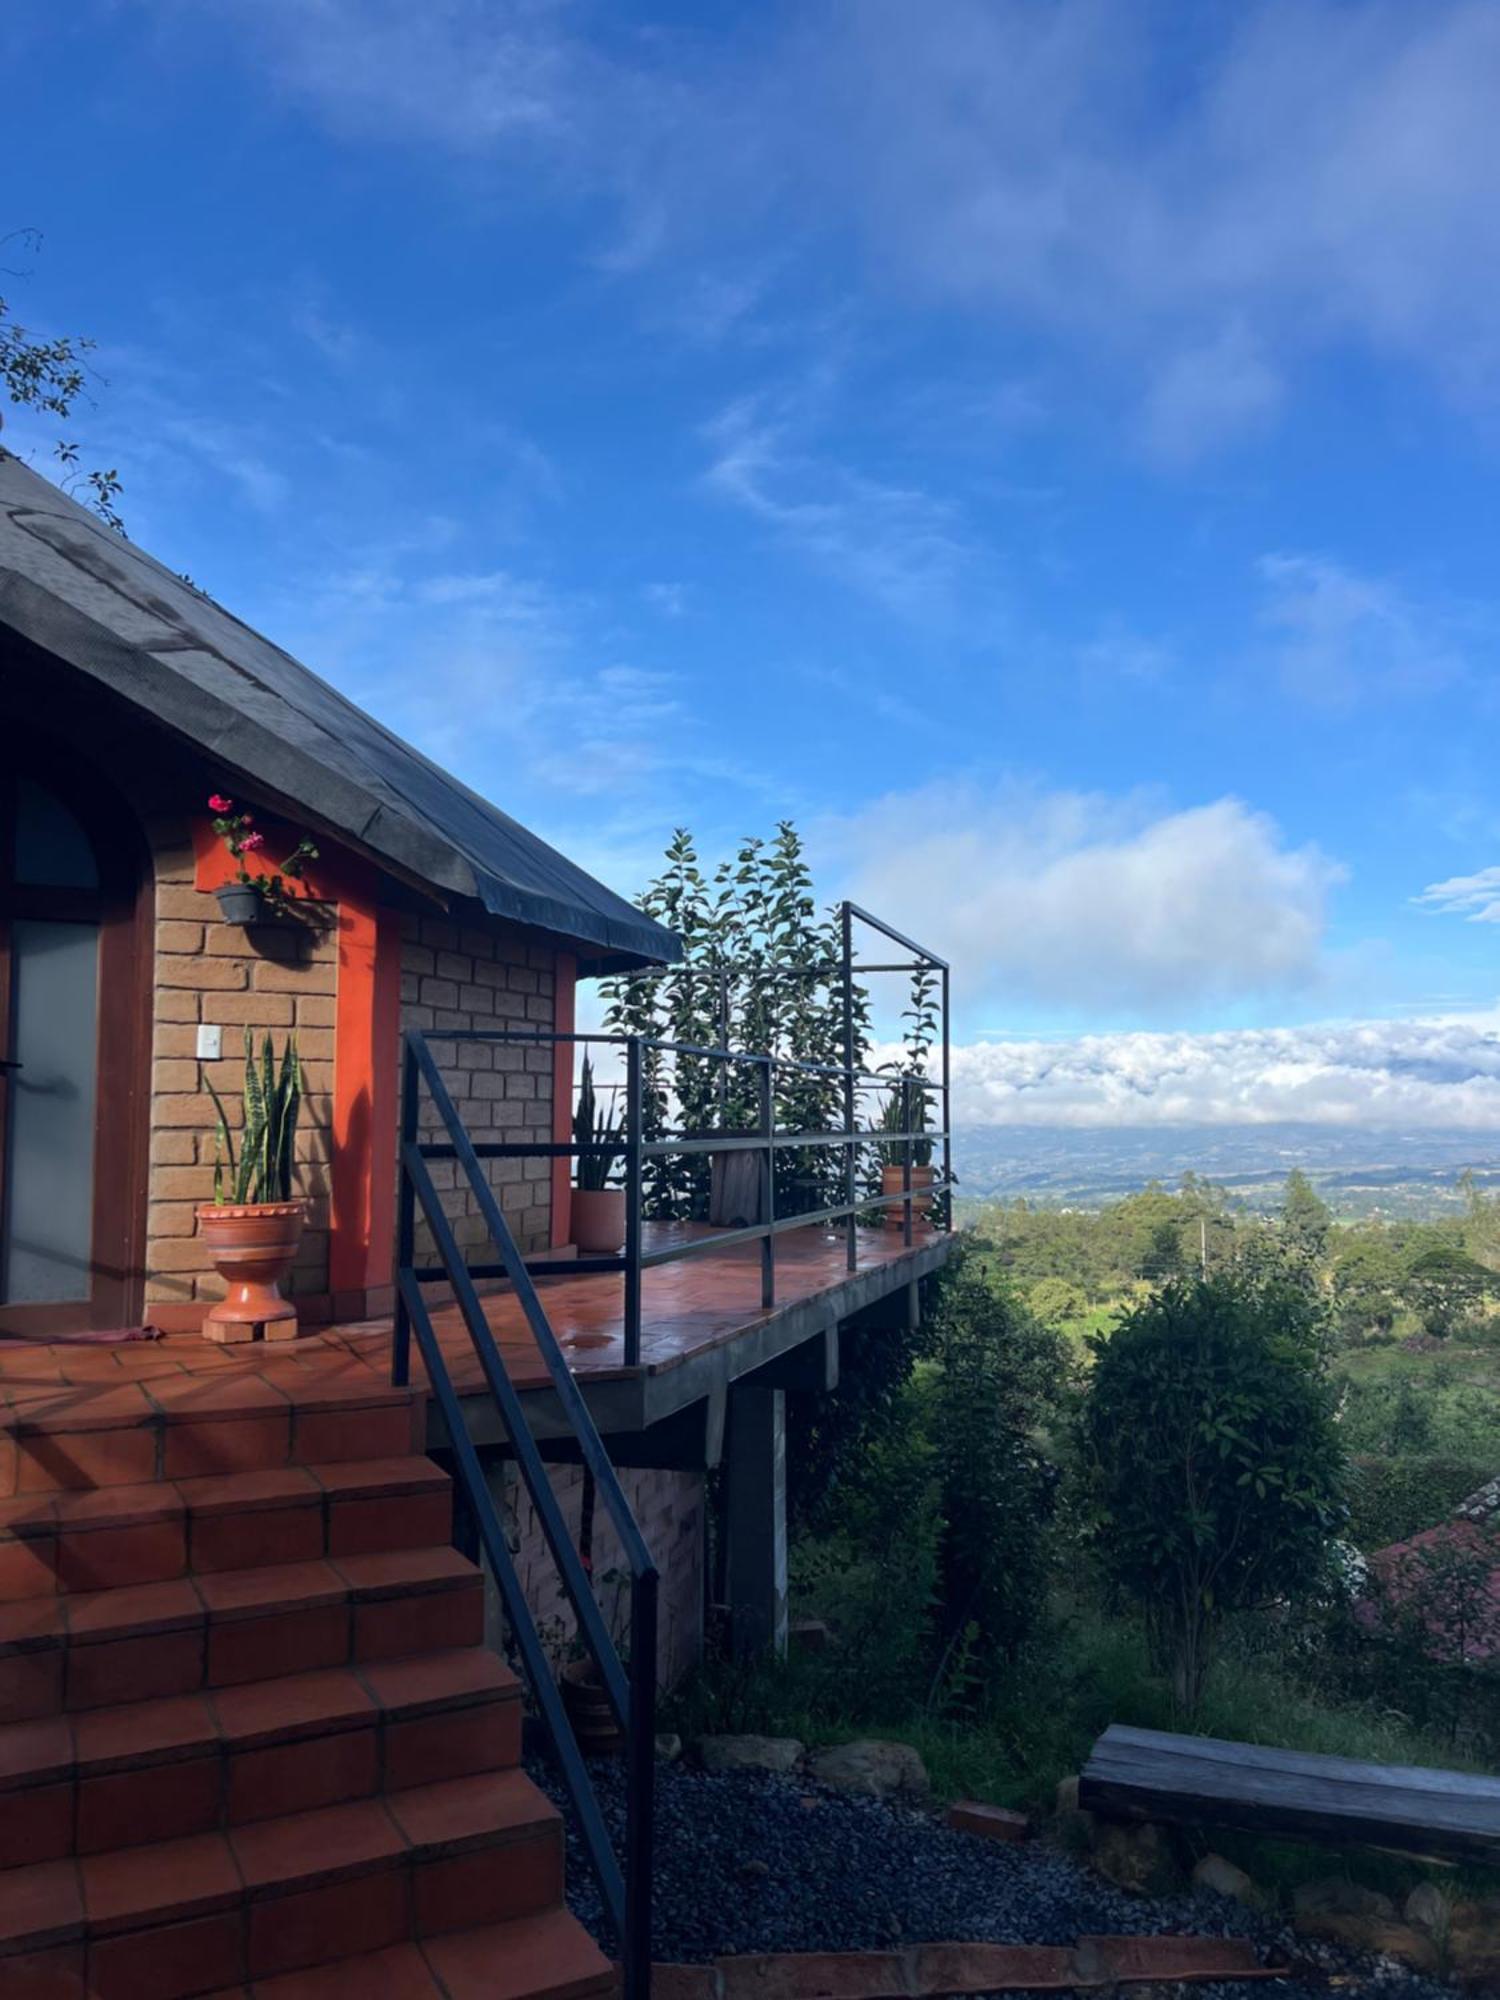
(530, 1758), (1457, 2000)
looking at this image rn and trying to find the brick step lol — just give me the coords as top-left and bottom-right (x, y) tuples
(0, 1457), (453, 1602)
(0, 1646), (521, 1866)
(1, 1375), (422, 1496)
(0, 1550), (484, 1723)
(205, 1907), (617, 2000)
(0, 1769), (563, 1997)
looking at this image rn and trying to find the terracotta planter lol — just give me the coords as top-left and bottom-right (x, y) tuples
(881, 1163), (937, 1232)
(571, 1188), (626, 1254)
(196, 1200), (306, 1342)
(560, 1657), (624, 1756)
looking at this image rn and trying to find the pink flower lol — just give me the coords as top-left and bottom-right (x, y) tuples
(240, 831), (265, 851)
(208, 794), (233, 814)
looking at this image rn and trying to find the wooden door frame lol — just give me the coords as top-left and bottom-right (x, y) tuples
(0, 744), (153, 1335)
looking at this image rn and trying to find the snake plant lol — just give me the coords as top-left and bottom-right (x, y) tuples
(206, 1030), (303, 1204)
(573, 1054), (625, 1191)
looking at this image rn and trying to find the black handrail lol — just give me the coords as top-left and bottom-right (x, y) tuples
(392, 1030), (657, 2000)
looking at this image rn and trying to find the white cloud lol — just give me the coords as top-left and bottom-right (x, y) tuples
(951, 1008), (1500, 1129)
(206, 1), (1500, 447)
(1257, 553), (1467, 707)
(826, 783), (1342, 1015)
(1417, 868), (1500, 925)
(703, 395), (978, 621)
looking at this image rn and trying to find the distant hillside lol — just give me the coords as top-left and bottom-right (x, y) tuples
(952, 1123), (1500, 1220)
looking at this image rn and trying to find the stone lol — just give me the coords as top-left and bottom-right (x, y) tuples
(1089, 1819), (1185, 1897)
(807, 1739), (930, 1799)
(1404, 1882), (1450, 1937)
(698, 1734), (804, 1776)
(1191, 1852), (1267, 1911)
(946, 1801), (1029, 1843)
(656, 1733), (683, 1764)
(1291, 1911), (1440, 1974)
(789, 1618), (833, 1653)
(1293, 1877), (1396, 1921)
(1055, 1774), (1081, 1814)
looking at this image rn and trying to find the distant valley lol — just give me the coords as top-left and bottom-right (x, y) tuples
(951, 1123), (1500, 1220)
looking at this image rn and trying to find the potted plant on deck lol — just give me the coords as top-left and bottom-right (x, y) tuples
(196, 1030), (306, 1341)
(570, 1055), (627, 1254)
(877, 1077), (936, 1232)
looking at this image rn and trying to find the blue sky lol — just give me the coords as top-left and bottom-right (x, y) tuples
(7, 1), (1500, 1125)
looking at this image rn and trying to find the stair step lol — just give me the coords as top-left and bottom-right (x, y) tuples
(0, 1648), (521, 1864)
(1, 1377), (422, 1496)
(0, 1770), (562, 1993)
(0, 1551), (484, 1722)
(212, 1908), (618, 2000)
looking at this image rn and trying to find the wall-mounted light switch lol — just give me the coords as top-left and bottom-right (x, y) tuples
(196, 1024), (223, 1061)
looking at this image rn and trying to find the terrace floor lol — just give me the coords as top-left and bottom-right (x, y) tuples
(0, 1224), (950, 1435)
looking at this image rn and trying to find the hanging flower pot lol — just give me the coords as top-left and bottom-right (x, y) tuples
(214, 880), (265, 925)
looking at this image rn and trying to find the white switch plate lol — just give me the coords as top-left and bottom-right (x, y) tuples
(196, 1024), (223, 1061)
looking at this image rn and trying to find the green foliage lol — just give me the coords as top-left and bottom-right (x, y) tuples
(1027, 1276), (1088, 1326)
(876, 1078), (933, 1169)
(1, 235), (123, 529)
(601, 824), (875, 1221)
(1281, 1168), (1333, 1266)
(1340, 1363), (1500, 1461)
(928, 1254), (1063, 1671)
(1401, 1239), (1496, 1340)
(1331, 1233), (1404, 1342)
(572, 1054), (624, 1192)
(1080, 1272), (1348, 1711)
(205, 1031), (302, 1205)
(787, 1275), (934, 1523)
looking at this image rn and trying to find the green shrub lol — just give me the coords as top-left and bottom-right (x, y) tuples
(1080, 1273), (1348, 1711)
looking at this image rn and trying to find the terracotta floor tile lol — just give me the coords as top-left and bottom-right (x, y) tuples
(0, 1714), (74, 1790)
(386, 1770), (557, 1857)
(0, 1598), (68, 1653)
(360, 1647), (515, 1715)
(80, 1830), (240, 1934)
(65, 1578), (203, 1643)
(8, 1386), (156, 1434)
(252, 1942), (443, 2000)
(195, 1560), (347, 1619)
(246, 1868), (411, 1982)
(175, 1466), (320, 1515)
(331, 1548), (477, 1600)
(420, 1910), (614, 2000)
(87, 1908), (246, 2000)
(230, 1794), (405, 1893)
(0, 1858), (84, 1949)
(71, 1692), (219, 1773)
(211, 1667), (374, 1747)
(147, 1375), (290, 1419)
(50, 1484), (182, 1530)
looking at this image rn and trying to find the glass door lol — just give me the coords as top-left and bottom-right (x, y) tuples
(0, 761), (145, 1335)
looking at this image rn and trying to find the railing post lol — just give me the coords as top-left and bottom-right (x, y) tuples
(759, 1055), (775, 1311)
(623, 1568), (658, 2000)
(941, 963), (952, 1233)
(841, 901), (857, 1273)
(391, 1033), (419, 1388)
(901, 1073), (913, 1249)
(625, 1036), (643, 1367)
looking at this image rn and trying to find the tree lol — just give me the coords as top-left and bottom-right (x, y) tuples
(1402, 1239), (1494, 1341)
(1028, 1276), (1087, 1326)
(1331, 1235), (1403, 1343)
(1080, 1272), (1347, 1711)
(1281, 1169), (1332, 1267)
(1, 232), (122, 529)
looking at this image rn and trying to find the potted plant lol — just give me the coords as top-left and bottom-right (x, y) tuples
(877, 1077), (936, 1232)
(208, 792), (319, 926)
(570, 1055), (627, 1254)
(195, 1030), (306, 1341)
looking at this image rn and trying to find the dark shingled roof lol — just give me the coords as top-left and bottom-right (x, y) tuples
(0, 451), (680, 974)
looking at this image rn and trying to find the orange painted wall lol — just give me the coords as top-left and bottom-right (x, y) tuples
(192, 817), (402, 1313)
(551, 953), (577, 1248)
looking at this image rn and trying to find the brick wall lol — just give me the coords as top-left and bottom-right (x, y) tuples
(399, 915), (559, 1258)
(145, 820), (338, 1311)
(502, 1463), (705, 1691)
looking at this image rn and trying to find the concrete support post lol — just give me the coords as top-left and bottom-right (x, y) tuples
(724, 1385), (788, 1659)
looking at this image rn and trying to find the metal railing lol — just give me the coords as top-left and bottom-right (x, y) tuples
(391, 1032), (658, 2000)
(408, 1027), (954, 1366)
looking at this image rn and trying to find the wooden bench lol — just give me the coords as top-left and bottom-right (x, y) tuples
(1080, 1723), (1500, 1866)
